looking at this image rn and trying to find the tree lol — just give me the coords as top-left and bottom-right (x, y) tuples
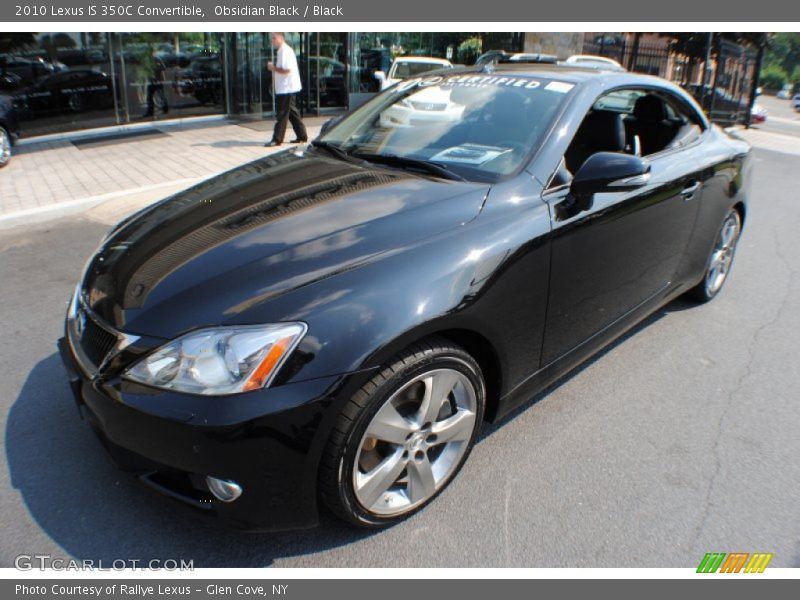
(764, 33), (800, 79)
(457, 37), (482, 65)
(760, 63), (787, 90)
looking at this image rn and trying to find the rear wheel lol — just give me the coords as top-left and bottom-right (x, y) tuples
(689, 208), (742, 302)
(319, 339), (485, 528)
(67, 93), (84, 113)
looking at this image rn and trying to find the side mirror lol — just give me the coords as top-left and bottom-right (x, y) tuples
(373, 70), (386, 83)
(569, 152), (651, 211)
(319, 115), (343, 137)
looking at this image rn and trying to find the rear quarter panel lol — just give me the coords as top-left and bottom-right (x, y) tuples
(680, 127), (752, 285)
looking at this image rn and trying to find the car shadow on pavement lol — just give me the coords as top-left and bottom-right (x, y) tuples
(480, 296), (696, 439)
(5, 353), (378, 568)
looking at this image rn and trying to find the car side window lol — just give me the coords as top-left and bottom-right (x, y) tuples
(549, 87), (705, 189)
(658, 93), (704, 150)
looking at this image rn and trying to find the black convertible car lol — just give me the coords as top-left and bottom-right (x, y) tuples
(60, 64), (751, 530)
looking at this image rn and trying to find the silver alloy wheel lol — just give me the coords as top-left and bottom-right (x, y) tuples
(0, 128), (10, 167)
(353, 367), (478, 516)
(705, 211), (741, 297)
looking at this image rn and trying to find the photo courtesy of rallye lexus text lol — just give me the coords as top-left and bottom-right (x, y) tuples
(59, 62), (751, 531)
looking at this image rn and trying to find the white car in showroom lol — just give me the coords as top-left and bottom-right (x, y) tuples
(378, 85), (466, 128)
(374, 57), (453, 90)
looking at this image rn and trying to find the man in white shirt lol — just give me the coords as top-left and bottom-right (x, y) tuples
(265, 32), (308, 147)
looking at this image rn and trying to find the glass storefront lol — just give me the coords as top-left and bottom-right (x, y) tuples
(0, 32), (525, 138)
(0, 32), (224, 137)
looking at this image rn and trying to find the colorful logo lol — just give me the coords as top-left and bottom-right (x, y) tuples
(697, 552), (773, 573)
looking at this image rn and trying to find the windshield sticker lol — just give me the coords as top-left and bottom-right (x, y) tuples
(545, 81), (575, 94)
(393, 75), (546, 92)
(430, 144), (513, 165)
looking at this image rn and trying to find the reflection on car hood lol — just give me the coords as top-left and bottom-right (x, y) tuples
(81, 149), (489, 337)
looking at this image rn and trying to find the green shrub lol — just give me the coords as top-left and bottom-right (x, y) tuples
(760, 63), (787, 91)
(457, 37), (482, 66)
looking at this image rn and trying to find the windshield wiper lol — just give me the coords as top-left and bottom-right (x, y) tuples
(350, 152), (466, 182)
(309, 140), (357, 162)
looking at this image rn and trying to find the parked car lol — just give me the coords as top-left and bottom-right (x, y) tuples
(565, 54), (625, 71)
(776, 83), (793, 99)
(13, 68), (114, 119)
(60, 64), (751, 531)
(374, 56), (453, 90)
(475, 50), (558, 66)
(750, 103), (768, 124)
(793, 93), (800, 112)
(0, 93), (19, 168)
(378, 85), (465, 127)
(174, 54), (224, 105)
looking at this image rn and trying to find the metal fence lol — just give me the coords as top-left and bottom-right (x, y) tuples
(583, 34), (761, 126)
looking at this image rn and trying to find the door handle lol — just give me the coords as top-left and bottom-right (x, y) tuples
(681, 181), (701, 200)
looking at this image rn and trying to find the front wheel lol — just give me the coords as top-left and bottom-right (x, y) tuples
(688, 208), (742, 302)
(319, 339), (485, 528)
(0, 127), (11, 168)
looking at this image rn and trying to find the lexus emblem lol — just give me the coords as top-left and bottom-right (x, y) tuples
(74, 308), (87, 338)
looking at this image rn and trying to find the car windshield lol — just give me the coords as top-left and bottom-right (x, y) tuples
(319, 73), (575, 182)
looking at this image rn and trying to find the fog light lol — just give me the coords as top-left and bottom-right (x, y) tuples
(206, 476), (243, 502)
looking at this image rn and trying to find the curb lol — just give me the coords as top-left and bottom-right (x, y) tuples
(0, 176), (206, 231)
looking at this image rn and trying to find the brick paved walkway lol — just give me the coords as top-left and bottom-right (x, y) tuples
(0, 116), (325, 218)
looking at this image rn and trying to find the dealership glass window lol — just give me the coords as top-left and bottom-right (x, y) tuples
(112, 32), (225, 124)
(304, 33), (348, 113)
(1, 33), (119, 137)
(227, 32), (269, 118)
(2, 32), (526, 137)
(0, 32), (224, 138)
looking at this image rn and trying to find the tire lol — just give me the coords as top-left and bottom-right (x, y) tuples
(688, 208), (742, 303)
(67, 93), (84, 113)
(319, 338), (485, 528)
(0, 127), (11, 169)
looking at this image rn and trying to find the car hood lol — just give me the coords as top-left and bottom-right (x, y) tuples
(81, 149), (489, 338)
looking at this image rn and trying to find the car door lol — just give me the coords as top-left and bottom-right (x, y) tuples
(24, 76), (58, 118)
(540, 89), (706, 366)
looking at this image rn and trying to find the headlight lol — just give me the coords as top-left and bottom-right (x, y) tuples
(123, 323), (307, 395)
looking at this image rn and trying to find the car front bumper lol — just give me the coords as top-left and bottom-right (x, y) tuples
(57, 335), (359, 531)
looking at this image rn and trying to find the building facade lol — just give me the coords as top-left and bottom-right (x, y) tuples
(1, 32), (583, 139)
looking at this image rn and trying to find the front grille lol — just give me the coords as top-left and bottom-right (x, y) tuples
(78, 312), (118, 367)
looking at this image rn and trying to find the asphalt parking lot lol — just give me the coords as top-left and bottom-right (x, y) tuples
(1, 129), (799, 568)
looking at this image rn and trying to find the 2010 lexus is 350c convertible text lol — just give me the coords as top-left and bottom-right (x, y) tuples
(59, 64), (751, 531)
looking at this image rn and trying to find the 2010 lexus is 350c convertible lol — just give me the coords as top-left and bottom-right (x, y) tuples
(60, 64), (751, 531)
